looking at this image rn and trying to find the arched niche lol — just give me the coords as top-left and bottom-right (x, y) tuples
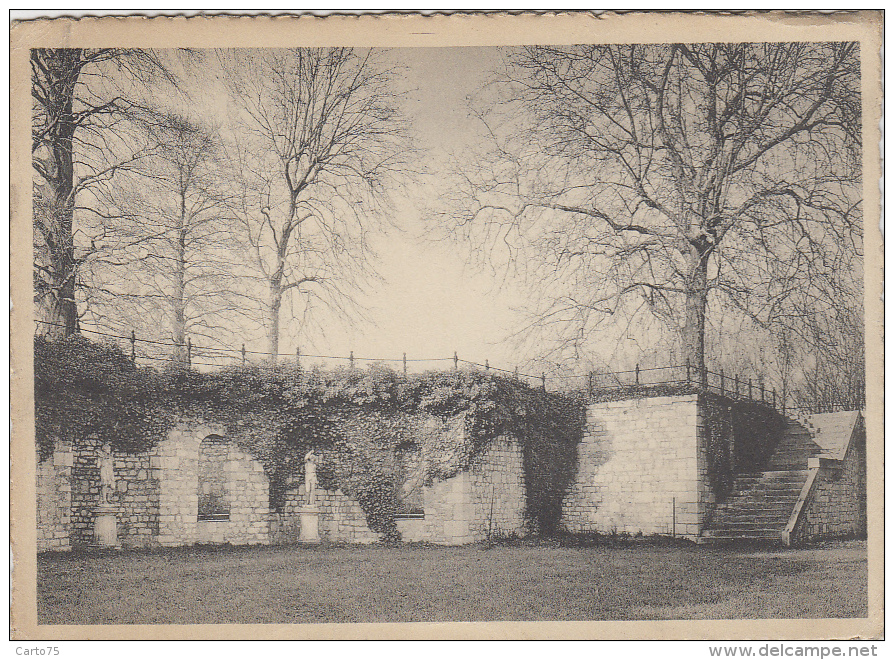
(197, 434), (230, 522)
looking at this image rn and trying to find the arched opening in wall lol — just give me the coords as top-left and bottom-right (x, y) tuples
(198, 434), (230, 522)
(394, 441), (424, 519)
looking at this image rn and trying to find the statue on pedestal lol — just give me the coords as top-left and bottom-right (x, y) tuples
(304, 449), (318, 506)
(98, 442), (115, 506)
(94, 442), (119, 547)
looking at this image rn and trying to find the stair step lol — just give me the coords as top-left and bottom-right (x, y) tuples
(731, 492), (802, 498)
(702, 528), (782, 538)
(723, 491), (801, 497)
(714, 512), (794, 521)
(732, 481), (805, 488)
(718, 503), (798, 512)
(725, 489), (802, 497)
(700, 423), (820, 544)
(736, 470), (810, 477)
(708, 519), (789, 528)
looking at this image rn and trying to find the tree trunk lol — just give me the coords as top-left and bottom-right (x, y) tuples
(40, 99), (79, 338)
(171, 194), (188, 366)
(683, 247), (709, 383)
(268, 287), (282, 364)
(35, 50), (82, 339)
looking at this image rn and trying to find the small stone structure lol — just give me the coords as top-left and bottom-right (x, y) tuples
(785, 411), (866, 544)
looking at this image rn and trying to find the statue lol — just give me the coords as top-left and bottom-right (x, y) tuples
(98, 442), (115, 506)
(304, 449), (318, 506)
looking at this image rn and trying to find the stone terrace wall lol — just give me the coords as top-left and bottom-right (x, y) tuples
(466, 437), (526, 538)
(423, 436), (526, 545)
(796, 416), (866, 542)
(562, 395), (706, 538)
(69, 439), (102, 547)
(36, 441), (72, 552)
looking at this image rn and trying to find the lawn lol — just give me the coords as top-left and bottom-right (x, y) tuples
(36, 540), (868, 624)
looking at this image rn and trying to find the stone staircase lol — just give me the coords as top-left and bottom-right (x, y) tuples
(699, 419), (823, 544)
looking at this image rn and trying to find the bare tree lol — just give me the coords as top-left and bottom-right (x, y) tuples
(441, 43), (862, 380)
(80, 114), (244, 365)
(220, 48), (413, 361)
(31, 48), (177, 338)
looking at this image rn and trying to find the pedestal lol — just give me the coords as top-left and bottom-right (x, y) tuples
(298, 505), (321, 544)
(93, 506), (119, 548)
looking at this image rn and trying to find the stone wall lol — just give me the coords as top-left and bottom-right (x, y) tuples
(38, 424), (273, 551)
(154, 427), (202, 546)
(561, 395), (706, 538)
(69, 439), (102, 547)
(64, 438), (161, 548)
(156, 426), (271, 546)
(795, 417), (866, 542)
(36, 441), (72, 552)
(273, 485), (379, 544)
(423, 436), (526, 545)
(112, 450), (158, 548)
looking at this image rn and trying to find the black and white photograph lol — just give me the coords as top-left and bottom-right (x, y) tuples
(10, 11), (883, 641)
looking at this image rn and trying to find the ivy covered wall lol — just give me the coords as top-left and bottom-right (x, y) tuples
(35, 337), (585, 543)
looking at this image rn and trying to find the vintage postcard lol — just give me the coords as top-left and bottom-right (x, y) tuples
(9, 11), (883, 641)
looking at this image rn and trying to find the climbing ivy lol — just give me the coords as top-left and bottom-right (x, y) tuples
(34, 337), (585, 539)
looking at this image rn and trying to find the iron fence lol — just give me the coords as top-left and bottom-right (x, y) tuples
(35, 319), (862, 417)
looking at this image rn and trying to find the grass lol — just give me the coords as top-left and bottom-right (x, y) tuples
(36, 539), (868, 624)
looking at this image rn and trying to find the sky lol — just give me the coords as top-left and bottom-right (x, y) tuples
(80, 47), (536, 375)
(315, 47), (530, 374)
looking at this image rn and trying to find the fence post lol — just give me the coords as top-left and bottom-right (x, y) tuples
(454, 351), (458, 371)
(760, 379), (765, 403)
(514, 366), (519, 381)
(685, 359), (691, 384)
(588, 372), (594, 398)
(635, 363), (640, 386)
(186, 337), (192, 368)
(241, 343), (246, 366)
(749, 377), (753, 400)
(720, 368), (725, 396)
(130, 330), (136, 364)
(541, 373), (546, 391)
(403, 352), (407, 375)
(349, 350), (354, 370)
(296, 346), (301, 372)
(485, 359), (489, 372)
(772, 388), (777, 409)
(734, 374), (739, 398)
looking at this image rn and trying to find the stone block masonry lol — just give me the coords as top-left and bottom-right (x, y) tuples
(793, 413), (866, 543)
(423, 436), (526, 545)
(154, 428), (202, 546)
(274, 486), (379, 544)
(36, 441), (73, 552)
(156, 426), (271, 546)
(562, 395), (707, 538)
(38, 423), (273, 550)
